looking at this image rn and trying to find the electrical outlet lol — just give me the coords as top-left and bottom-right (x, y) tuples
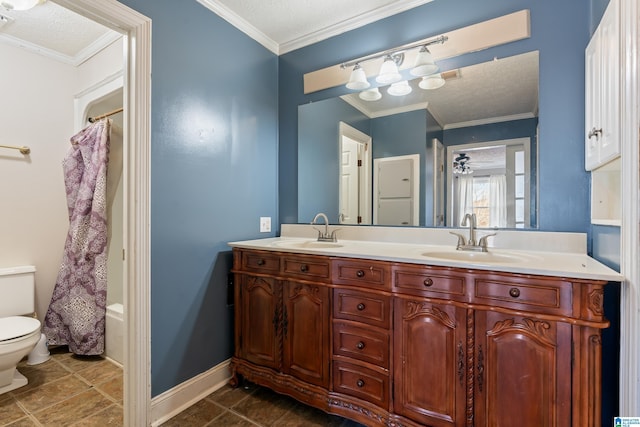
(260, 216), (271, 233)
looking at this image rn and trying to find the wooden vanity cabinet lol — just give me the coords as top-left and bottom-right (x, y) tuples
(231, 248), (609, 427)
(232, 250), (331, 406)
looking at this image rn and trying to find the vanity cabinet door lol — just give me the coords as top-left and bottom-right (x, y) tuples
(393, 298), (467, 427)
(474, 310), (572, 427)
(282, 280), (331, 388)
(239, 275), (280, 371)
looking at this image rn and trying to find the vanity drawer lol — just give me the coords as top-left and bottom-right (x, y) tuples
(282, 255), (331, 281)
(241, 251), (280, 273)
(333, 288), (391, 329)
(332, 259), (391, 290)
(333, 360), (389, 407)
(473, 274), (573, 315)
(393, 264), (467, 300)
(333, 322), (389, 368)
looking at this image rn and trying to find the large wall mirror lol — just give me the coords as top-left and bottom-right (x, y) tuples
(298, 50), (539, 229)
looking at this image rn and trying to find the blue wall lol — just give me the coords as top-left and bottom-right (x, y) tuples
(118, 0), (279, 396)
(279, 0), (591, 234)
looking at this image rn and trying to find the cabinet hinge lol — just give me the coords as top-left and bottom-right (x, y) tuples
(357, 216), (362, 224)
(357, 159), (362, 167)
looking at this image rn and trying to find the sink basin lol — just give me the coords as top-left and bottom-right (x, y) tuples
(421, 250), (528, 264)
(271, 240), (344, 249)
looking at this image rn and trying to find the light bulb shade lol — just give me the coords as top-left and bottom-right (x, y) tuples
(359, 87), (382, 101)
(419, 74), (445, 90)
(376, 56), (402, 85)
(410, 47), (438, 76)
(1, 0), (42, 10)
(387, 80), (412, 97)
(345, 64), (370, 90)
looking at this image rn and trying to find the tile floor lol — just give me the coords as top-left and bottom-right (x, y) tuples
(0, 347), (364, 427)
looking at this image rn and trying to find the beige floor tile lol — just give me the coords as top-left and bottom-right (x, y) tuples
(206, 410), (258, 426)
(206, 383), (257, 408)
(69, 404), (123, 426)
(4, 416), (38, 427)
(32, 388), (112, 427)
(231, 387), (297, 426)
(95, 376), (123, 404)
(14, 375), (90, 413)
(75, 360), (122, 385)
(55, 354), (106, 373)
(160, 398), (225, 427)
(274, 402), (348, 427)
(12, 360), (72, 394)
(0, 396), (28, 426)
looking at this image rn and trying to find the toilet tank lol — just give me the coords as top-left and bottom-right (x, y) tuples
(0, 266), (36, 317)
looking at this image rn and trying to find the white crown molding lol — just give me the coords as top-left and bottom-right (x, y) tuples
(0, 28), (121, 66)
(196, 0), (279, 54)
(279, 0), (434, 54)
(442, 112), (535, 130)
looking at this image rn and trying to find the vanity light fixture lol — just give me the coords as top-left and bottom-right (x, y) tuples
(341, 35), (447, 91)
(410, 46), (438, 76)
(0, 0), (44, 10)
(376, 55), (403, 85)
(345, 64), (370, 90)
(387, 80), (412, 96)
(419, 73), (445, 90)
(358, 87), (382, 101)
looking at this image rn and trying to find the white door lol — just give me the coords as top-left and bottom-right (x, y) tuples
(339, 122), (372, 224)
(374, 154), (420, 226)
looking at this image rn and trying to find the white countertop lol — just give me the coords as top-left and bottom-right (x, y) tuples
(229, 225), (623, 282)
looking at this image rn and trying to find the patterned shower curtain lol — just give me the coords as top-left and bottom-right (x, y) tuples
(44, 119), (111, 355)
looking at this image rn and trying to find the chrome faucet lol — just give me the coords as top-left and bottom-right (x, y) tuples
(311, 212), (338, 242)
(450, 213), (496, 252)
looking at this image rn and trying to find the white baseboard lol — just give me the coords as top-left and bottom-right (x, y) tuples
(150, 359), (232, 426)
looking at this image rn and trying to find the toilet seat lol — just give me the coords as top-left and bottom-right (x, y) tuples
(0, 317), (40, 343)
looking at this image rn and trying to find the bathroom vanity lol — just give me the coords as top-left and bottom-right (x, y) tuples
(229, 225), (621, 427)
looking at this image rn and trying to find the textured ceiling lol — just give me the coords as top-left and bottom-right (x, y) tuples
(0, 1), (119, 65)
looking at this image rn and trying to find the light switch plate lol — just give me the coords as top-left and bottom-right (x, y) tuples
(260, 217), (271, 233)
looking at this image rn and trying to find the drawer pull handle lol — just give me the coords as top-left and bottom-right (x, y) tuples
(357, 303), (366, 311)
(357, 341), (365, 350)
(356, 379), (365, 388)
(509, 288), (521, 298)
(256, 259), (265, 266)
(356, 270), (365, 278)
(300, 264), (309, 272)
(423, 278), (434, 287)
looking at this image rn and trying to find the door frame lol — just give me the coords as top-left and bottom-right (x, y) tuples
(53, 1), (152, 425)
(338, 122), (372, 224)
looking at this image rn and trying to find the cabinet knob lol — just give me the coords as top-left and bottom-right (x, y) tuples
(356, 269), (365, 278)
(357, 341), (365, 350)
(357, 303), (366, 311)
(423, 278), (434, 287)
(356, 379), (365, 388)
(588, 127), (603, 139)
(256, 259), (265, 266)
(300, 264), (309, 272)
(509, 287), (521, 298)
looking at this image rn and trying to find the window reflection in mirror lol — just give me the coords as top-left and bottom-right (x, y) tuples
(298, 51), (539, 229)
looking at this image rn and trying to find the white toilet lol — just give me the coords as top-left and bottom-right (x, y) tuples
(0, 266), (43, 394)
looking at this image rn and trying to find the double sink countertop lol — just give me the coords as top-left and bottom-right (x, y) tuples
(229, 224), (623, 282)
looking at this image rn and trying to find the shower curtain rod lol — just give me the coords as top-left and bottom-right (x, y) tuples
(88, 107), (123, 123)
(0, 144), (30, 155)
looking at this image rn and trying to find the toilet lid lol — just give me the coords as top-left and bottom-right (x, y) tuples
(0, 316), (40, 342)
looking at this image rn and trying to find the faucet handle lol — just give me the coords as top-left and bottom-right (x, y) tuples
(478, 233), (497, 250)
(449, 231), (467, 249)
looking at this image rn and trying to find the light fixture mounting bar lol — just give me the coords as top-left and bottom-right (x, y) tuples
(341, 35), (447, 69)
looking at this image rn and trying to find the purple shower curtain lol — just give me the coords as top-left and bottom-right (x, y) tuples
(44, 119), (111, 355)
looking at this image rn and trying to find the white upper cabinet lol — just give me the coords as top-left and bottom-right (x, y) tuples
(585, 0), (620, 171)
